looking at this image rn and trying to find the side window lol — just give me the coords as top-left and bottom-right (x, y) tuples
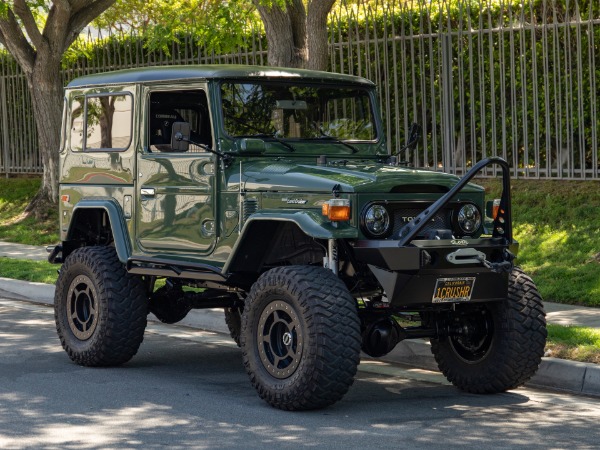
(69, 94), (132, 152)
(84, 94), (133, 151)
(148, 89), (212, 153)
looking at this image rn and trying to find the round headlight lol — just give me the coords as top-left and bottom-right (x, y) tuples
(457, 203), (482, 235)
(363, 204), (391, 237)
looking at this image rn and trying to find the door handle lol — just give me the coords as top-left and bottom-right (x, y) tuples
(140, 188), (155, 197)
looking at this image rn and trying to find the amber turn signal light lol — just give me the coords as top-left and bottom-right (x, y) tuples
(322, 199), (351, 221)
(486, 198), (502, 220)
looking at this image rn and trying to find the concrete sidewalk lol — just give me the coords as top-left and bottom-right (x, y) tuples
(1, 241), (599, 397)
(0, 241), (49, 261)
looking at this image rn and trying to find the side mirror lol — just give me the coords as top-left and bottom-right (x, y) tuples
(395, 122), (422, 160)
(239, 138), (266, 154)
(171, 122), (190, 152)
(406, 122), (422, 150)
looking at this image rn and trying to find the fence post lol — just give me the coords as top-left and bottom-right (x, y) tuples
(0, 77), (9, 178)
(440, 33), (455, 173)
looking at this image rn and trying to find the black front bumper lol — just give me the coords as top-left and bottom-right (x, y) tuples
(352, 238), (515, 306)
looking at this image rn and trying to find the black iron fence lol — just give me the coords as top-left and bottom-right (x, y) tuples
(1, 0), (599, 179)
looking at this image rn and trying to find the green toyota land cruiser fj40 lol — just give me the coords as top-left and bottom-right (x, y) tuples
(49, 65), (547, 410)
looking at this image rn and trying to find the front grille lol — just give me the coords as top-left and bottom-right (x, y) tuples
(243, 198), (258, 220)
(389, 205), (453, 239)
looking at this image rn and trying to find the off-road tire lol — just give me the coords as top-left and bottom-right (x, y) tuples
(149, 285), (191, 324)
(430, 267), (547, 393)
(54, 246), (147, 366)
(224, 306), (242, 347)
(241, 266), (361, 410)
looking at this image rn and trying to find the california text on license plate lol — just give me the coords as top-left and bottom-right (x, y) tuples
(432, 277), (476, 303)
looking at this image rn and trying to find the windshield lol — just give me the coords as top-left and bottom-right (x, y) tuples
(220, 81), (377, 142)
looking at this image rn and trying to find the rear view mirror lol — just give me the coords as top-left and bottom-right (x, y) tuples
(171, 122), (190, 152)
(275, 100), (307, 110)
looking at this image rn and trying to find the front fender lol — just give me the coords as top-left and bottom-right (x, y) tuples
(222, 210), (357, 276)
(246, 210), (357, 239)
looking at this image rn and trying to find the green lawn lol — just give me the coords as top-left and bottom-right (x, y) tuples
(0, 178), (59, 245)
(546, 324), (600, 364)
(0, 257), (58, 284)
(478, 179), (600, 306)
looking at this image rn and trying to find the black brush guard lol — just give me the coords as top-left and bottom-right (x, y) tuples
(352, 157), (515, 307)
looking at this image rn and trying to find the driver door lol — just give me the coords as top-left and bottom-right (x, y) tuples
(135, 86), (217, 257)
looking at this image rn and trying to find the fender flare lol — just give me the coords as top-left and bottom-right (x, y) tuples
(66, 198), (132, 263)
(222, 211), (357, 275)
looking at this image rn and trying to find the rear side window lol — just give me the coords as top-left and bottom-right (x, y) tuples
(69, 93), (133, 151)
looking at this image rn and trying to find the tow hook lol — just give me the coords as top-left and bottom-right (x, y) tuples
(477, 249), (515, 273)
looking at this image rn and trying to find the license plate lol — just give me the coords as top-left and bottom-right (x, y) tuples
(432, 277), (476, 303)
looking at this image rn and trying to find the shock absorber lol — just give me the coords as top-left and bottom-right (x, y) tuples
(325, 238), (338, 275)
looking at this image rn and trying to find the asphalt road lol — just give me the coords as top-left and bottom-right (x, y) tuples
(1, 298), (599, 450)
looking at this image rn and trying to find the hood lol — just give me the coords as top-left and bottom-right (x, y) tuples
(231, 160), (481, 194)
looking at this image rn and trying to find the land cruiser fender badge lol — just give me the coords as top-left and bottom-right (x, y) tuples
(451, 239), (468, 245)
(282, 198), (308, 205)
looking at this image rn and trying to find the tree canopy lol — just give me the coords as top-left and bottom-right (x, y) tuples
(0, 1), (116, 66)
(93, 0), (339, 70)
(93, 0), (255, 54)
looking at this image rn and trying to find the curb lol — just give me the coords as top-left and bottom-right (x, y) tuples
(1, 277), (598, 397)
(380, 340), (600, 397)
(528, 357), (600, 397)
(0, 277), (55, 303)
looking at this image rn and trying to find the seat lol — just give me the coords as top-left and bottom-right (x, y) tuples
(149, 108), (185, 150)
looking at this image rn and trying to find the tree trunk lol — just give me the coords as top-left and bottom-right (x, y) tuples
(255, 1), (304, 68)
(254, 0), (335, 71)
(306, 1), (335, 71)
(23, 56), (63, 218)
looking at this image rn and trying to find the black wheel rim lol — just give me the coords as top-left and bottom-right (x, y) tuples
(257, 300), (303, 379)
(66, 275), (99, 340)
(449, 308), (494, 364)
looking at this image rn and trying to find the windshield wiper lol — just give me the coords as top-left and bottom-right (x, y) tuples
(224, 113), (295, 152)
(242, 133), (296, 152)
(313, 135), (359, 154)
(311, 122), (359, 153)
